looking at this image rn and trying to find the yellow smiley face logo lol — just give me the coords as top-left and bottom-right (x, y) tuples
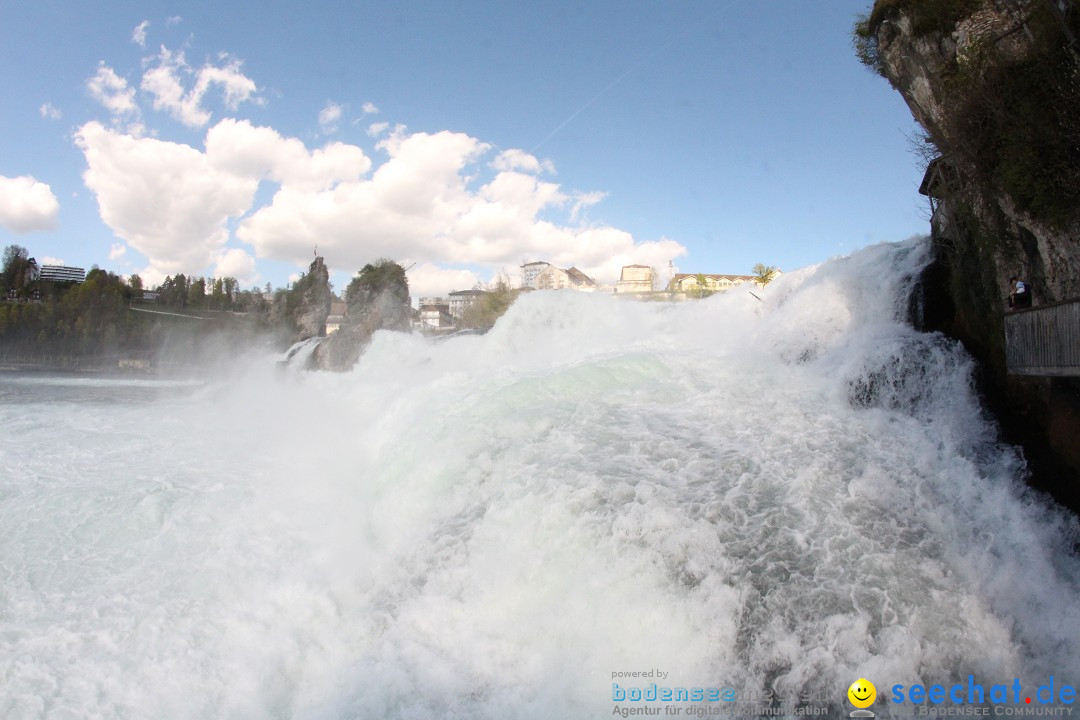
(848, 678), (876, 708)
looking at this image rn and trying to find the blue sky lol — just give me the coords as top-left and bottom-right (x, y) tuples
(0, 0), (927, 299)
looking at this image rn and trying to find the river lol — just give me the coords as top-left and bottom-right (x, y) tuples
(1, 239), (1077, 719)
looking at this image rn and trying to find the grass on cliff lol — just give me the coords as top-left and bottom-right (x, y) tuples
(866, 0), (985, 36)
(458, 272), (520, 330)
(856, 0), (984, 76)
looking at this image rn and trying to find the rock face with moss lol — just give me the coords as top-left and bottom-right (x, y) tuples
(312, 260), (411, 371)
(860, 0), (1080, 509)
(864, 1), (1080, 305)
(269, 256), (332, 341)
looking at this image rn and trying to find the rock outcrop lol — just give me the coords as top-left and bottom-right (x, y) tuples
(312, 260), (411, 371)
(872, 2), (1080, 307)
(292, 257), (333, 339)
(269, 257), (333, 343)
(865, 0), (1080, 510)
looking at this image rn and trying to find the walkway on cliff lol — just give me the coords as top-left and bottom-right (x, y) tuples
(1005, 297), (1080, 376)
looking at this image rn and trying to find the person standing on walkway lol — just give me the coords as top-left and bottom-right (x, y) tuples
(1009, 276), (1032, 309)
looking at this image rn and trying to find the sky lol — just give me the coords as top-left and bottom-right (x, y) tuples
(0, 0), (929, 300)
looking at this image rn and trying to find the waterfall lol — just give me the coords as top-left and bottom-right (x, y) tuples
(1, 238), (1077, 719)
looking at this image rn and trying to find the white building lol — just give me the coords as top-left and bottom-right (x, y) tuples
(669, 273), (756, 294)
(520, 261), (550, 289)
(39, 265), (86, 283)
(616, 265), (653, 293)
(418, 302), (454, 329)
(448, 289), (488, 320)
(535, 265), (597, 291)
(325, 301), (346, 334)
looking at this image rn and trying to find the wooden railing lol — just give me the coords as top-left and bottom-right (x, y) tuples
(1004, 297), (1080, 376)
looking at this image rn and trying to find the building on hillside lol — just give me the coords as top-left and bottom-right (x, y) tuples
(669, 273), (757, 295)
(24, 258), (40, 285)
(535, 264), (597, 290)
(520, 261), (550, 289)
(418, 302), (454, 329)
(39, 265), (85, 283)
(326, 301), (346, 334)
(616, 265), (653, 293)
(448, 289), (488, 320)
(919, 155), (968, 238)
(565, 267), (598, 290)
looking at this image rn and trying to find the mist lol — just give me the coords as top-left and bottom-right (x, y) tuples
(1, 238), (1077, 719)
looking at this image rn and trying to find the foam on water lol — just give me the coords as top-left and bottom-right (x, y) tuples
(280, 337), (326, 369)
(1, 239), (1078, 719)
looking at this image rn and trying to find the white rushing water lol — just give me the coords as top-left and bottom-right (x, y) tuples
(1, 239), (1078, 720)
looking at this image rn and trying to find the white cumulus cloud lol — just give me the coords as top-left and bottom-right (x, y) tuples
(405, 263), (483, 300)
(141, 47), (258, 128)
(570, 190), (606, 222)
(75, 120), (259, 278)
(205, 118), (371, 189)
(367, 121), (390, 138)
(361, 102), (379, 115)
(132, 20), (149, 47)
(87, 62), (139, 120)
(73, 116), (686, 289)
(0, 175), (60, 233)
(39, 103), (61, 120)
(73, 118), (375, 279)
(491, 148), (553, 175)
(213, 247), (258, 285)
(236, 126), (687, 284)
(318, 101), (343, 135)
(237, 129), (490, 266)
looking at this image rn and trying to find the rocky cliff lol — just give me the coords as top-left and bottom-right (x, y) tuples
(312, 260), (412, 371)
(269, 256), (332, 342)
(863, 0), (1080, 510)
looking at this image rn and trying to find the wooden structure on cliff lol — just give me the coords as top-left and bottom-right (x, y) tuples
(919, 156), (969, 245)
(1004, 297), (1080, 376)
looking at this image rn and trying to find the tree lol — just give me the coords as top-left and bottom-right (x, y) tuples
(345, 259), (409, 318)
(460, 271), (518, 329)
(223, 277), (238, 305)
(2, 245), (30, 296)
(187, 277), (206, 309)
(128, 274), (144, 293)
(852, 13), (886, 78)
(162, 273), (189, 308)
(211, 278), (225, 309)
(694, 273), (710, 299)
(752, 264), (778, 289)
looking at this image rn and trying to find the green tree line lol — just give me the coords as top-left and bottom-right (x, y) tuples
(0, 244), (322, 365)
(0, 264), (153, 361)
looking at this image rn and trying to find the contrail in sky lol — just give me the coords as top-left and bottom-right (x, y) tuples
(530, 0), (746, 154)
